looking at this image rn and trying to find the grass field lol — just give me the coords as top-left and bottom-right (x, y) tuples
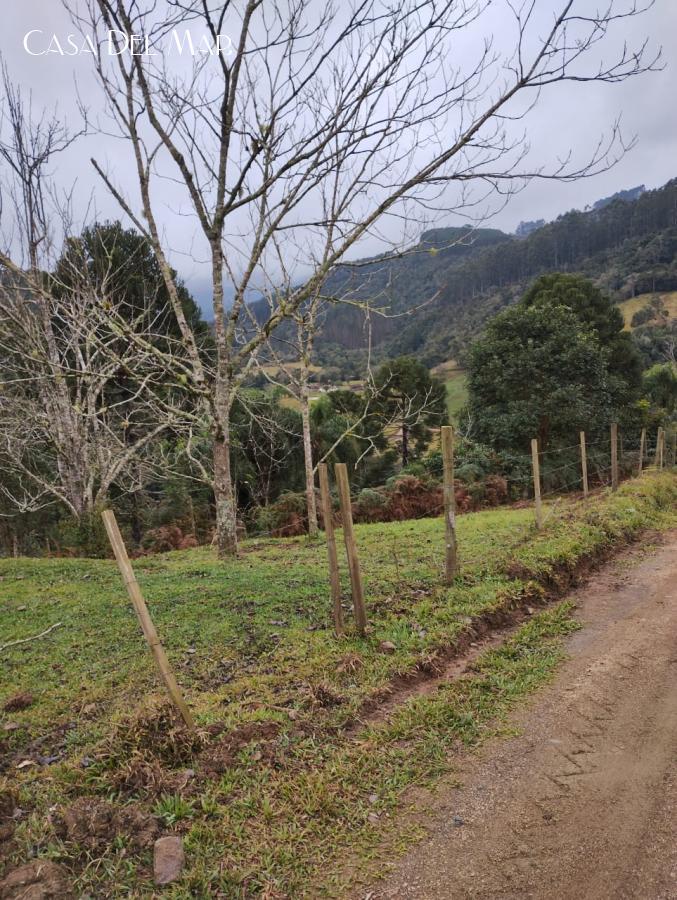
(1, 474), (676, 897)
(431, 359), (468, 421)
(617, 291), (677, 331)
(444, 372), (468, 421)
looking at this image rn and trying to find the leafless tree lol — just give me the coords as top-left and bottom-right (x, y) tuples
(253, 307), (326, 536)
(252, 278), (373, 538)
(0, 241), (180, 521)
(0, 68), (182, 522)
(67, 0), (658, 556)
(254, 286), (440, 538)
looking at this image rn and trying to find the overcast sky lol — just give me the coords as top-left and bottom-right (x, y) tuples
(2, 1), (676, 312)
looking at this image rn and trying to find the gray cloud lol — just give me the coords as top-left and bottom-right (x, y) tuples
(2, 1), (675, 313)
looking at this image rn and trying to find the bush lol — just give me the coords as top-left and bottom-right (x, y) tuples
(352, 488), (389, 523)
(421, 449), (443, 479)
(50, 511), (111, 558)
(252, 492), (308, 537)
(399, 461), (429, 480)
(630, 303), (656, 328)
(386, 475), (443, 520)
(140, 525), (198, 554)
(352, 475), (442, 523)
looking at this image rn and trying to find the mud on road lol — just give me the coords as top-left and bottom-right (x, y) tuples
(364, 532), (677, 900)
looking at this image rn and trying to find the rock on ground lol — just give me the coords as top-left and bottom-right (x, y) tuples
(154, 835), (185, 885)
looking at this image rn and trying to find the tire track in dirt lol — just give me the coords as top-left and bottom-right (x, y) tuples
(361, 531), (677, 900)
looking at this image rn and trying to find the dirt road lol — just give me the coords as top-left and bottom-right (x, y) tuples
(365, 532), (677, 900)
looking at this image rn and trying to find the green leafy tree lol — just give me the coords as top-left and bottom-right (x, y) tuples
(642, 363), (677, 416)
(633, 319), (677, 368)
(310, 390), (385, 472)
(371, 357), (446, 466)
(230, 390), (304, 509)
(521, 273), (642, 404)
(466, 304), (612, 453)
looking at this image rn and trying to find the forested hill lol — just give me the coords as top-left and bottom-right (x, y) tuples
(315, 225), (510, 349)
(311, 177), (677, 367)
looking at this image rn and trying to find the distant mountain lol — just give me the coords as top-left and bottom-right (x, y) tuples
(515, 219), (545, 237)
(592, 185), (645, 211)
(310, 178), (677, 367)
(313, 226), (510, 350)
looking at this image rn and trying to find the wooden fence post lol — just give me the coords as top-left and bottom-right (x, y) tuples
(638, 427), (646, 476)
(441, 426), (459, 583)
(101, 510), (195, 729)
(659, 428), (665, 469)
(654, 426), (663, 469)
(531, 438), (543, 530)
(334, 463), (367, 635)
(318, 463), (343, 637)
(579, 431), (588, 498)
(611, 422), (619, 491)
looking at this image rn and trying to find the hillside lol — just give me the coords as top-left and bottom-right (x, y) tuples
(315, 226), (511, 350)
(618, 290), (677, 330)
(251, 226), (511, 357)
(309, 178), (677, 367)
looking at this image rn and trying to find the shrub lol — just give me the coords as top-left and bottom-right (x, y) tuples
(386, 475), (443, 520)
(140, 525), (197, 554)
(252, 491), (308, 537)
(421, 449), (443, 478)
(630, 304), (655, 327)
(352, 488), (389, 523)
(50, 511), (111, 558)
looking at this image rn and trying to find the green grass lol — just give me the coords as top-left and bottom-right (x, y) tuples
(1, 473), (676, 897)
(444, 372), (468, 421)
(1, 505), (534, 738)
(431, 359), (468, 422)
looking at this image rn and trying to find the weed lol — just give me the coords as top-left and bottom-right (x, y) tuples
(152, 794), (195, 827)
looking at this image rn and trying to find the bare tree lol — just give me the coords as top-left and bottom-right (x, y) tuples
(254, 287), (434, 538)
(254, 302), (326, 537)
(0, 237), (180, 521)
(67, 0), (658, 556)
(0, 67), (188, 522)
(252, 280), (373, 539)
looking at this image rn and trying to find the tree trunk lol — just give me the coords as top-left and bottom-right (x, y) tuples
(130, 491), (142, 546)
(300, 385), (319, 537)
(402, 422), (409, 467)
(188, 494), (197, 539)
(213, 423), (238, 558)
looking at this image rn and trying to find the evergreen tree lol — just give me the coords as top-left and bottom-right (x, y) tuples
(371, 357), (446, 466)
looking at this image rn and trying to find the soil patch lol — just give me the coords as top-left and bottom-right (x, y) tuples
(349, 534), (636, 733)
(51, 797), (158, 853)
(0, 860), (72, 899)
(0, 790), (17, 860)
(2, 694), (33, 713)
(198, 721), (281, 777)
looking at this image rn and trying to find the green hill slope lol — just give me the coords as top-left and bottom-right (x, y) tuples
(312, 178), (677, 366)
